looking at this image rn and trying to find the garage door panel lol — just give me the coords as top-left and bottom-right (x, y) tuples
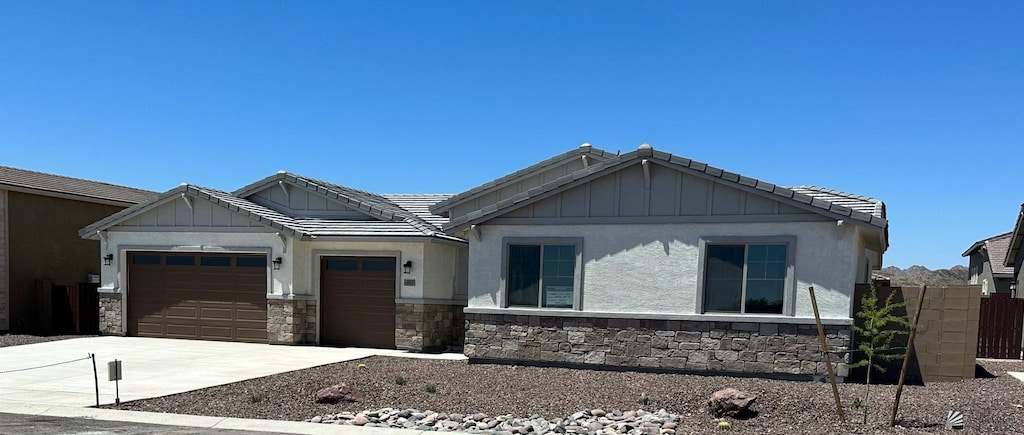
(321, 256), (396, 348)
(128, 252), (268, 343)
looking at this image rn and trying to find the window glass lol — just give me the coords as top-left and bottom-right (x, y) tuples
(541, 245), (575, 308)
(325, 259), (358, 271)
(362, 259), (396, 272)
(132, 254), (160, 265)
(508, 246), (541, 307)
(200, 256), (231, 267)
(165, 255), (195, 266)
(236, 256), (268, 268)
(704, 243), (787, 314)
(704, 245), (744, 312)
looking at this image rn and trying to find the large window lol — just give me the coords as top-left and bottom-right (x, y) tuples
(506, 242), (578, 308)
(703, 243), (789, 314)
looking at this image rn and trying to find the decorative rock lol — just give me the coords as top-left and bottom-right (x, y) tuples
(707, 388), (757, 418)
(315, 382), (365, 404)
(353, 414), (370, 426)
(590, 409), (606, 417)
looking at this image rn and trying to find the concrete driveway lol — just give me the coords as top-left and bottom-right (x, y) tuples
(0, 336), (465, 407)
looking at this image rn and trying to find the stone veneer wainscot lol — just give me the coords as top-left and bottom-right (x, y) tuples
(396, 302), (466, 351)
(464, 313), (850, 377)
(267, 298), (317, 344)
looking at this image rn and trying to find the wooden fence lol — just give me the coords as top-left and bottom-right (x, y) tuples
(977, 294), (1024, 359)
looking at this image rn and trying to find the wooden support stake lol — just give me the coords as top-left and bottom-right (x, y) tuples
(890, 285), (926, 427)
(809, 286), (846, 421)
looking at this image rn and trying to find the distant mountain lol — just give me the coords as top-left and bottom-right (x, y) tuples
(877, 265), (969, 287)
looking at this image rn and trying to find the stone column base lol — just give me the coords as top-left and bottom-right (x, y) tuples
(267, 299), (317, 345)
(98, 292), (123, 336)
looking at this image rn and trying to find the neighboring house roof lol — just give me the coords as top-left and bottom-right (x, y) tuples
(0, 166), (155, 206)
(435, 144), (889, 242)
(1005, 203), (1024, 268)
(429, 144), (616, 215)
(80, 173), (462, 243)
(962, 232), (1014, 276)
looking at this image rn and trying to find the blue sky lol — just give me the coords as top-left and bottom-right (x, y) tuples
(1, 2), (1021, 269)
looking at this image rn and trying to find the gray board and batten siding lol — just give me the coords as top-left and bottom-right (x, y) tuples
(483, 162), (826, 226)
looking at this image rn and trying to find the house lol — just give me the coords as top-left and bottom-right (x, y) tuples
(1005, 203), (1024, 297)
(0, 166), (154, 333)
(430, 144), (888, 377)
(962, 232), (1015, 296)
(79, 172), (467, 350)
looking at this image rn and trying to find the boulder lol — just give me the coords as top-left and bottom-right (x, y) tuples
(707, 388), (757, 418)
(315, 382), (366, 404)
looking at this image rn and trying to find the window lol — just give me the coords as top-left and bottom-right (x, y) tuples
(236, 256), (268, 268)
(702, 242), (790, 315)
(200, 256), (231, 267)
(506, 241), (579, 309)
(165, 255), (196, 266)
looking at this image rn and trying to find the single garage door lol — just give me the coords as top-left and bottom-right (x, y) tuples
(320, 256), (397, 348)
(128, 252), (268, 343)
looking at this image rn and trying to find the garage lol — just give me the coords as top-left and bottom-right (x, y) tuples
(127, 252), (268, 343)
(320, 256), (397, 348)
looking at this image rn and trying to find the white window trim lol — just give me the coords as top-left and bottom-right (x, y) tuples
(695, 236), (797, 316)
(501, 237), (584, 310)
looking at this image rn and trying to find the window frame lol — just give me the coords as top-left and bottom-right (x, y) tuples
(501, 237), (583, 310)
(696, 236), (797, 316)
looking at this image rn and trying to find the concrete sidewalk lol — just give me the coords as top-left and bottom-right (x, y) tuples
(0, 403), (427, 435)
(0, 336), (465, 407)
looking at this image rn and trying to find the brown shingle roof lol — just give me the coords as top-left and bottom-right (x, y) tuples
(963, 232), (1013, 275)
(0, 166), (155, 205)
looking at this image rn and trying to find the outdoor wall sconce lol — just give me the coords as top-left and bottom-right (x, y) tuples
(403, 260), (413, 274)
(103, 254), (114, 266)
(272, 257), (283, 270)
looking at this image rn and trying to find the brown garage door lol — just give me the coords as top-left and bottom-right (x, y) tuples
(128, 252), (268, 343)
(320, 256), (397, 348)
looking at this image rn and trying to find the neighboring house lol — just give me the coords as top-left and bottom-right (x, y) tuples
(79, 172), (467, 351)
(962, 232), (1014, 296)
(0, 166), (154, 333)
(430, 144), (888, 377)
(1005, 203), (1024, 297)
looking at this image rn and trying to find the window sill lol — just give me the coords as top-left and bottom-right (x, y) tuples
(463, 307), (852, 326)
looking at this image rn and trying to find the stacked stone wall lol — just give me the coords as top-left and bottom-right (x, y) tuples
(98, 293), (123, 335)
(396, 303), (466, 351)
(268, 299), (316, 344)
(464, 313), (850, 377)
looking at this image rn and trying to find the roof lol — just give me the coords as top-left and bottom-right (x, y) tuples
(81, 174), (461, 243)
(429, 143), (616, 215)
(962, 232), (1013, 275)
(787, 186), (885, 220)
(436, 144), (889, 236)
(1005, 203), (1024, 268)
(0, 166), (155, 205)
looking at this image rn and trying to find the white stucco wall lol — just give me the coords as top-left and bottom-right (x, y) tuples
(100, 230), (287, 295)
(468, 221), (861, 321)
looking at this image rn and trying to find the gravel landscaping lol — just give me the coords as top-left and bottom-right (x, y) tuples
(0, 334), (94, 348)
(107, 356), (1024, 434)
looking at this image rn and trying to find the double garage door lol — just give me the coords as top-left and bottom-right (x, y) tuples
(127, 252), (269, 343)
(127, 252), (397, 348)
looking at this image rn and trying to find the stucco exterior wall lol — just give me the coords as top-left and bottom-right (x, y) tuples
(468, 221), (859, 321)
(0, 189), (7, 331)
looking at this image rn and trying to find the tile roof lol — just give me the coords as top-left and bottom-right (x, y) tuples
(429, 144), (615, 214)
(787, 186), (886, 220)
(438, 144), (889, 234)
(0, 166), (155, 205)
(81, 175), (461, 243)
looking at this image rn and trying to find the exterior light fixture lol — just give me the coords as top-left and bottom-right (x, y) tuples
(272, 257), (283, 270)
(403, 260), (412, 274)
(103, 254), (114, 266)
